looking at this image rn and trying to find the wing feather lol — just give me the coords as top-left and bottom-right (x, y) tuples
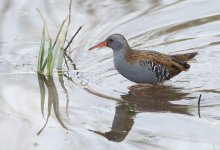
(125, 50), (191, 79)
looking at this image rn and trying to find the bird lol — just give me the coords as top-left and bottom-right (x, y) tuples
(89, 34), (197, 85)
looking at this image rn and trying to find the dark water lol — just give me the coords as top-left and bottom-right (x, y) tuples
(1, 0), (220, 149)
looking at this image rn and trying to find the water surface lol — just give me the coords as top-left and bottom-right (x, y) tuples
(1, 0), (220, 149)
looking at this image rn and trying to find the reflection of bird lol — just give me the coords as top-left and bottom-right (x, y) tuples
(89, 104), (135, 142)
(89, 34), (197, 85)
(122, 85), (194, 114)
(89, 85), (194, 142)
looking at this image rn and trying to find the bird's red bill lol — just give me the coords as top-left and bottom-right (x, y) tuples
(89, 41), (107, 50)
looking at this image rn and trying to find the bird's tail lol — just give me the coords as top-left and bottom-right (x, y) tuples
(172, 52), (197, 62)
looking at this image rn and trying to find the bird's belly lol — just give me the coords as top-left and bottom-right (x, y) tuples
(114, 60), (158, 84)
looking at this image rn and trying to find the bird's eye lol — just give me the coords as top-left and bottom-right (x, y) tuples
(108, 38), (113, 43)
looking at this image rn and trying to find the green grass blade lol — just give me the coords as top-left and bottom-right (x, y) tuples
(57, 47), (64, 70)
(52, 19), (67, 49)
(48, 19), (67, 74)
(56, 21), (68, 70)
(37, 24), (46, 72)
(50, 40), (61, 74)
(53, 19), (68, 71)
(42, 57), (48, 71)
(47, 39), (53, 75)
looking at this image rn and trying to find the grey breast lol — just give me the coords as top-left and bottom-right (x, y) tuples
(113, 51), (170, 84)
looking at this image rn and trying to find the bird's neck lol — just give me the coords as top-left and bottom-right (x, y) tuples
(112, 41), (132, 65)
(113, 48), (132, 65)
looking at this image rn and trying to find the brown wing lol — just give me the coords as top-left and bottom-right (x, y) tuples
(125, 50), (192, 79)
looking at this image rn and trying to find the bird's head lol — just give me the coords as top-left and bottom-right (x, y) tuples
(89, 34), (129, 51)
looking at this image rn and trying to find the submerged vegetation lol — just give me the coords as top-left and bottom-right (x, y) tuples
(36, 0), (81, 135)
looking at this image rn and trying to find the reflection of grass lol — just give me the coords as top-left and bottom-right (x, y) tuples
(37, 73), (69, 135)
(58, 71), (70, 119)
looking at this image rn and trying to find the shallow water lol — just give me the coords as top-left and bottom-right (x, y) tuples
(1, 0), (220, 149)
